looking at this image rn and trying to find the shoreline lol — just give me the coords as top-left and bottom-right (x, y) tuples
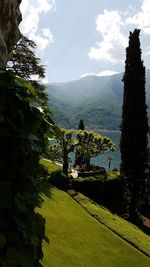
(98, 129), (121, 133)
(86, 127), (121, 133)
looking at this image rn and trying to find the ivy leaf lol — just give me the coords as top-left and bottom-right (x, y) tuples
(15, 77), (36, 96)
(5, 248), (31, 267)
(0, 182), (12, 208)
(53, 125), (61, 138)
(0, 233), (7, 249)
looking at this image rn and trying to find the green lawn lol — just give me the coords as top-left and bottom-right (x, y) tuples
(69, 190), (150, 257)
(107, 170), (121, 179)
(40, 158), (62, 173)
(37, 184), (150, 267)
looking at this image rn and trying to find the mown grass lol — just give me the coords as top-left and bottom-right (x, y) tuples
(37, 183), (150, 267)
(107, 170), (121, 179)
(40, 158), (62, 174)
(69, 190), (150, 257)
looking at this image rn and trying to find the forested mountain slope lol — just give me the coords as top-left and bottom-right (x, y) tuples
(47, 69), (150, 130)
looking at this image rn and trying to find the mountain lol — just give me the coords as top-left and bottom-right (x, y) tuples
(47, 69), (150, 130)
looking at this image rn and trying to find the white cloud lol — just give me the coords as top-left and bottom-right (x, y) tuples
(127, 0), (150, 34)
(81, 70), (118, 78)
(20, 0), (55, 54)
(42, 73), (49, 84)
(81, 72), (95, 78)
(89, 9), (127, 63)
(37, 0), (56, 13)
(96, 70), (119, 76)
(42, 28), (53, 41)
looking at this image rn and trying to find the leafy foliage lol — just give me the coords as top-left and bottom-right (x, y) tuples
(76, 130), (115, 169)
(0, 71), (54, 266)
(48, 129), (115, 176)
(6, 35), (48, 103)
(6, 35), (45, 80)
(50, 170), (70, 191)
(120, 29), (149, 218)
(47, 143), (63, 163)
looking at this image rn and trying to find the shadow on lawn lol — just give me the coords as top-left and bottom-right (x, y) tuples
(38, 181), (53, 200)
(71, 178), (150, 236)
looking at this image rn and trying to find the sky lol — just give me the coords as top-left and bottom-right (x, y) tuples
(20, 0), (150, 83)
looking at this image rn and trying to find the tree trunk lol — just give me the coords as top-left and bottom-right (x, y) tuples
(86, 158), (90, 170)
(63, 146), (68, 176)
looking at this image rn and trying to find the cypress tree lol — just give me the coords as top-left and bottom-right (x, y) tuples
(75, 120), (85, 166)
(78, 119), (84, 130)
(120, 29), (149, 219)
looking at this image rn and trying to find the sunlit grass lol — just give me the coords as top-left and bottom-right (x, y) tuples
(107, 170), (121, 179)
(70, 190), (150, 257)
(37, 184), (150, 267)
(40, 158), (62, 174)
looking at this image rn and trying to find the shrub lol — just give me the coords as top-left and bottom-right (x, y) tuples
(39, 164), (49, 180)
(50, 170), (70, 190)
(71, 177), (123, 214)
(0, 71), (54, 267)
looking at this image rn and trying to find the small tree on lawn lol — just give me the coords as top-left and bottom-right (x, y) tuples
(47, 143), (62, 163)
(77, 130), (115, 170)
(57, 129), (78, 176)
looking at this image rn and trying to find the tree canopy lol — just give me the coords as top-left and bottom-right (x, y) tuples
(77, 130), (115, 169)
(6, 35), (45, 80)
(6, 35), (48, 103)
(56, 129), (77, 176)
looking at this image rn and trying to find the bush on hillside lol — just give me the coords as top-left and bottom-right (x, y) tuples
(39, 164), (49, 180)
(71, 177), (123, 214)
(50, 170), (70, 191)
(0, 71), (54, 266)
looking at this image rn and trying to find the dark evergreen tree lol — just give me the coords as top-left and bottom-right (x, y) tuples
(120, 29), (149, 219)
(75, 120), (85, 166)
(78, 119), (84, 130)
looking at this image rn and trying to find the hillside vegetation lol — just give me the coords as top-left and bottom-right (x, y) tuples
(47, 69), (150, 130)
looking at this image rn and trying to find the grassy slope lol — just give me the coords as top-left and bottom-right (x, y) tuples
(40, 158), (62, 173)
(69, 191), (150, 257)
(37, 184), (150, 267)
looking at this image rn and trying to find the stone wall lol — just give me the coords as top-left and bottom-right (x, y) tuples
(0, 0), (22, 68)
